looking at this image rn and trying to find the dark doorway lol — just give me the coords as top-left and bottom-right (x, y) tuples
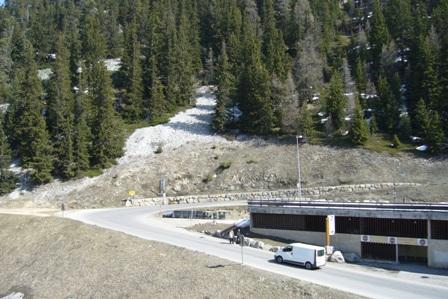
(398, 245), (428, 264)
(361, 242), (396, 261)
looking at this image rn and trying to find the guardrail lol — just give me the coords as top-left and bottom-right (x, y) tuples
(247, 199), (448, 212)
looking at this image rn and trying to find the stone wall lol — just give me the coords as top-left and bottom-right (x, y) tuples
(127, 183), (419, 207)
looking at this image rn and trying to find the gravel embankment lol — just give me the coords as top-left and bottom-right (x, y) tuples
(0, 215), (361, 299)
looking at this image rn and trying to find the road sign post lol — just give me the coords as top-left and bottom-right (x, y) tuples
(238, 229), (244, 265)
(326, 215), (335, 254)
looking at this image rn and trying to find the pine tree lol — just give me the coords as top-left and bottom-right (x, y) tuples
(149, 76), (166, 122)
(369, 0), (389, 78)
(426, 111), (444, 153)
(350, 100), (369, 145)
(82, 14), (106, 67)
(421, 37), (441, 112)
(11, 44), (53, 184)
(90, 62), (124, 168)
(433, 0), (448, 135)
(0, 115), (17, 195)
(413, 98), (429, 138)
(261, 0), (288, 80)
(176, 8), (195, 106)
(384, 0), (412, 48)
(376, 75), (400, 134)
(213, 43), (234, 133)
(148, 54), (166, 121)
(47, 34), (76, 179)
(325, 72), (346, 131)
(298, 105), (314, 142)
(354, 56), (367, 93)
(238, 34), (273, 135)
(72, 68), (91, 176)
(121, 20), (144, 121)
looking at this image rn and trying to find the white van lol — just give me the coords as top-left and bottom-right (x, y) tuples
(274, 243), (326, 269)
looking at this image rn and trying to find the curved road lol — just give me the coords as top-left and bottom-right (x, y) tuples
(67, 202), (448, 299)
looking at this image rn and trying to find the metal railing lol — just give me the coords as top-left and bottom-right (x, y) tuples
(247, 198), (448, 212)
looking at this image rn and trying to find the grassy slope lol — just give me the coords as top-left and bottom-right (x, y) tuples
(0, 215), (361, 299)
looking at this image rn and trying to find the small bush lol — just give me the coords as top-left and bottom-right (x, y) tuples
(246, 159), (257, 164)
(393, 134), (401, 148)
(202, 173), (214, 183)
(154, 144), (163, 154)
(82, 168), (103, 178)
(220, 160), (232, 169)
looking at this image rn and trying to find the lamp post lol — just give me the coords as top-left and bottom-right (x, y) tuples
(296, 135), (302, 201)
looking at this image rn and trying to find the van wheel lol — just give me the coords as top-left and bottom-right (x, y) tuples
(275, 256), (283, 264)
(305, 262), (313, 270)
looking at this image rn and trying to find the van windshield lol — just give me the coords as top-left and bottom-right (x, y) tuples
(317, 249), (325, 257)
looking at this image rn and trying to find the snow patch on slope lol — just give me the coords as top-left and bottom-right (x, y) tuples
(119, 86), (228, 163)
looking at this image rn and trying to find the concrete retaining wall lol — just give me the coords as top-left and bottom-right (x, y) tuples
(428, 239), (448, 269)
(127, 183), (419, 207)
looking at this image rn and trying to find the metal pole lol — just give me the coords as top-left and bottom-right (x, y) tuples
(239, 229), (244, 265)
(393, 158), (397, 202)
(395, 242), (399, 264)
(296, 136), (302, 201)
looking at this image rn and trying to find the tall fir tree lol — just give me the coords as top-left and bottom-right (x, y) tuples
(350, 99), (369, 145)
(11, 44), (53, 184)
(47, 34), (76, 179)
(0, 115), (17, 195)
(413, 98), (429, 138)
(325, 72), (346, 131)
(297, 104), (314, 142)
(72, 67), (91, 175)
(426, 111), (444, 153)
(433, 0), (448, 135)
(368, 0), (389, 78)
(376, 75), (400, 134)
(121, 20), (144, 121)
(261, 0), (288, 80)
(90, 62), (124, 168)
(238, 34), (273, 134)
(213, 43), (234, 133)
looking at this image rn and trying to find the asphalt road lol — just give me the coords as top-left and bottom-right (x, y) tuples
(67, 202), (448, 299)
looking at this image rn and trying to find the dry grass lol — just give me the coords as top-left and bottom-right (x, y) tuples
(0, 215), (361, 299)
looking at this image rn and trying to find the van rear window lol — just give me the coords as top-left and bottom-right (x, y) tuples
(317, 249), (325, 257)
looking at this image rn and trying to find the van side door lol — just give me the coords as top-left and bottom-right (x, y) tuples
(282, 245), (293, 261)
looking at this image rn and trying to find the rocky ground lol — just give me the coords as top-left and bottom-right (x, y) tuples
(1, 86), (447, 209)
(0, 214), (361, 299)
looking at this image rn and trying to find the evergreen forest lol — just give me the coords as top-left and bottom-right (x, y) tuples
(0, 0), (447, 194)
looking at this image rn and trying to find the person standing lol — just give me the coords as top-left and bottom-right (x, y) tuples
(229, 229), (234, 244)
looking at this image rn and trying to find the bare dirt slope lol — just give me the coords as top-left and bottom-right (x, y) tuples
(1, 86), (447, 208)
(0, 214), (360, 299)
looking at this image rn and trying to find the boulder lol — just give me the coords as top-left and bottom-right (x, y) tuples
(343, 252), (361, 263)
(329, 251), (345, 263)
(269, 246), (280, 252)
(2, 293), (25, 299)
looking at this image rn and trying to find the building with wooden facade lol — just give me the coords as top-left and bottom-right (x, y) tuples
(248, 200), (448, 268)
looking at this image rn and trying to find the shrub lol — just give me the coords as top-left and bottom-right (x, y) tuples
(154, 144), (163, 154)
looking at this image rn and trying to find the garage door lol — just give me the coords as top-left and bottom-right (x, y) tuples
(398, 245), (428, 263)
(361, 242), (396, 261)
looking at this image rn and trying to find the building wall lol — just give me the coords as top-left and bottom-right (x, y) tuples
(251, 228), (361, 255)
(428, 239), (448, 269)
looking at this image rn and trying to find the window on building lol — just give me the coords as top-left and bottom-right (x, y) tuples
(251, 213), (325, 232)
(431, 220), (448, 240)
(361, 218), (427, 238)
(336, 216), (360, 234)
